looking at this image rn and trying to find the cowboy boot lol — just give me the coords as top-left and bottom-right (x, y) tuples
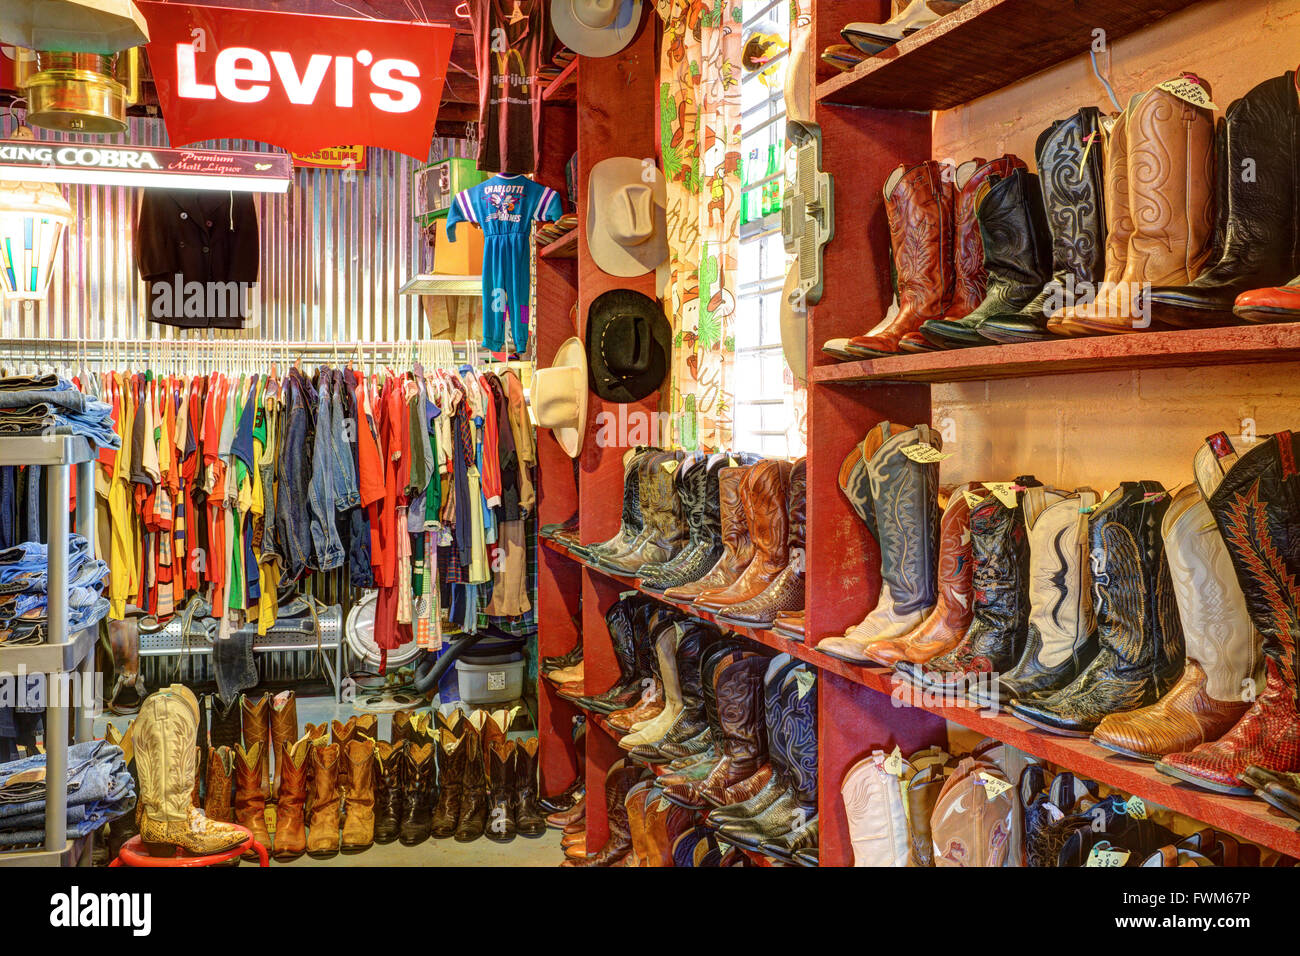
(842, 161), (955, 357)
(921, 164), (1051, 347)
(571, 447), (648, 560)
(602, 605), (672, 730)
(603, 452), (690, 574)
(840, 749), (914, 866)
(1148, 72), (1300, 326)
(1049, 108), (1133, 336)
(432, 702), (466, 738)
(332, 716), (358, 796)
(562, 760), (642, 867)
(1093, 484), (1261, 759)
(232, 741), (271, 857)
(623, 780), (654, 866)
(695, 459), (792, 608)
(895, 477), (1044, 692)
(400, 741), (436, 843)
(571, 596), (649, 713)
(626, 621), (711, 762)
(666, 463), (758, 600)
(268, 690), (297, 800)
(980, 109), (1109, 342)
(355, 713), (378, 742)
(341, 738), (377, 851)
(373, 740), (406, 844)
(514, 736), (546, 836)
(819, 424), (942, 662)
(948, 157), (993, 318)
(716, 662), (819, 852)
(273, 737), (310, 860)
(592, 450), (675, 569)
(1064, 80), (1216, 334)
(135, 685), (247, 856)
(1234, 273), (1300, 323)
(716, 457), (807, 627)
(773, 610), (805, 640)
(1013, 482), (1185, 736)
(1156, 431), (1300, 794)
(104, 721), (139, 859)
(866, 484), (979, 666)
(653, 648), (751, 790)
(480, 706), (519, 770)
(391, 710), (419, 745)
(204, 745), (236, 823)
(240, 692), (272, 796)
(983, 487), (1100, 707)
(306, 743), (341, 857)
(665, 654), (771, 809)
(619, 618), (688, 748)
(841, 0), (965, 53)
(636, 451), (708, 583)
(646, 454), (756, 592)
(904, 761), (952, 866)
(485, 739), (517, 842)
(455, 730), (488, 842)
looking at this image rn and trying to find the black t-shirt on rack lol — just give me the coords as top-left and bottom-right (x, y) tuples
(470, 0), (554, 175)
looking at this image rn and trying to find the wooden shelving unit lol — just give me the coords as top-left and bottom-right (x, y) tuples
(533, 0), (1300, 867)
(542, 57), (579, 103)
(539, 227), (579, 260)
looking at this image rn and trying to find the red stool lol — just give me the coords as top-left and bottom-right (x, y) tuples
(110, 825), (269, 867)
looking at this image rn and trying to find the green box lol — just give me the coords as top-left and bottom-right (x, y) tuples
(415, 158), (490, 226)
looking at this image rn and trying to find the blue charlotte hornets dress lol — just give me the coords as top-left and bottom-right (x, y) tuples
(446, 174), (563, 353)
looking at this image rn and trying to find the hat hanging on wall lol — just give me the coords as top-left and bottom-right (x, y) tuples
(780, 263), (807, 384)
(551, 0), (642, 58)
(587, 156), (667, 278)
(586, 289), (671, 403)
(532, 337), (589, 458)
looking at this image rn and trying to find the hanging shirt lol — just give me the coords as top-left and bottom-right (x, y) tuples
(469, 0), (555, 175)
(446, 174), (562, 353)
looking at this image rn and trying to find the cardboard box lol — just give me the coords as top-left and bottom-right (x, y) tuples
(434, 218), (485, 275)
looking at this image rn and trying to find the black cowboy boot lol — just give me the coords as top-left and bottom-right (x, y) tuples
(1147, 72), (1300, 326)
(373, 740), (406, 844)
(636, 451), (708, 582)
(484, 739), (517, 842)
(397, 742), (435, 845)
(920, 166), (1052, 348)
(571, 447), (650, 560)
(454, 731), (488, 842)
(896, 477), (1044, 692)
(980, 107), (1108, 342)
(571, 595), (651, 714)
(1013, 481), (1184, 736)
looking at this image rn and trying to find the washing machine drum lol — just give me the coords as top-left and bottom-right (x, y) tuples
(345, 590), (424, 671)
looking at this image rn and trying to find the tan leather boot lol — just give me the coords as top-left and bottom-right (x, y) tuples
(274, 737), (311, 860)
(355, 713), (378, 742)
(233, 741), (271, 857)
(136, 685), (247, 856)
(1092, 485), (1260, 759)
(695, 459), (792, 609)
(204, 745), (236, 823)
(1057, 83), (1215, 334)
(332, 716), (358, 795)
(307, 743), (341, 857)
(624, 780), (653, 866)
(341, 738), (377, 851)
(268, 690), (297, 800)
(240, 692), (272, 795)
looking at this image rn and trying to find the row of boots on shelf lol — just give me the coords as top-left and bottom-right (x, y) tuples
(104, 692), (546, 860)
(546, 600), (819, 865)
(541, 448), (808, 632)
(824, 70), (1300, 360)
(818, 418), (1299, 815)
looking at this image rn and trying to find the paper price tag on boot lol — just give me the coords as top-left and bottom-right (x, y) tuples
(977, 772), (1013, 799)
(1157, 75), (1219, 111)
(985, 481), (1021, 509)
(882, 746), (904, 776)
(902, 442), (951, 464)
(1124, 796), (1148, 819)
(962, 489), (988, 509)
(1085, 841), (1131, 867)
(795, 669), (816, 700)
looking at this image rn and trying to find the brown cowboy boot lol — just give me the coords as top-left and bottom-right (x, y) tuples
(306, 743), (342, 857)
(694, 459), (792, 609)
(233, 741), (271, 858)
(273, 737), (311, 860)
(240, 692), (272, 795)
(341, 738), (377, 851)
(204, 745), (236, 823)
(268, 690), (298, 800)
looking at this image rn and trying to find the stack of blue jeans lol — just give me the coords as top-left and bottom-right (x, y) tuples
(0, 535), (108, 645)
(0, 740), (135, 848)
(0, 375), (119, 450)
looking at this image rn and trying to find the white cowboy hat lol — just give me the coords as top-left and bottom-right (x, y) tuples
(531, 336), (589, 458)
(780, 263), (807, 383)
(587, 156), (668, 278)
(551, 0), (643, 58)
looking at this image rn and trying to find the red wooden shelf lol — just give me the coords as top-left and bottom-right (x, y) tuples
(542, 57), (579, 103)
(540, 536), (1300, 858)
(539, 228), (579, 260)
(811, 323), (1300, 385)
(816, 0), (1203, 109)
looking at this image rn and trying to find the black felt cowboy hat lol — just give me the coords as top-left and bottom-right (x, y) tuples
(585, 289), (671, 403)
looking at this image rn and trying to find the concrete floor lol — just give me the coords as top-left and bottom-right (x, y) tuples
(98, 692), (566, 868)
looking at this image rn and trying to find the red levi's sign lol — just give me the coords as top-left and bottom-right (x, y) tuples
(137, 2), (454, 160)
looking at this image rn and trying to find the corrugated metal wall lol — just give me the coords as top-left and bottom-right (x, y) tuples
(1, 116), (469, 343)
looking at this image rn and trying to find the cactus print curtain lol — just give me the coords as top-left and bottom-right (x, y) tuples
(656, 0), (742, 452)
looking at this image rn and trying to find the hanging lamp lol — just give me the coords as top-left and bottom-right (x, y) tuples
(0, 0), (149, 55)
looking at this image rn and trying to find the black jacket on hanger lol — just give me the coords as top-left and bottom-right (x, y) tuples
(135, 189), (260, 330)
